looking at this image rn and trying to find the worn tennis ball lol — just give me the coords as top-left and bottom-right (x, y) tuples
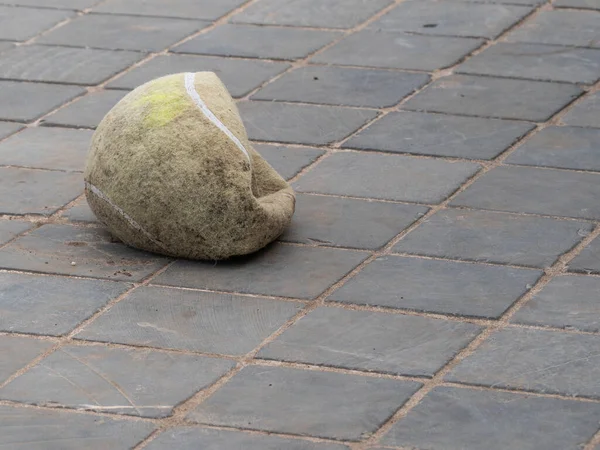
(84, 72), (295, 260)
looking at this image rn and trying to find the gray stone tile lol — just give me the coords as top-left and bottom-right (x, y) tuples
(61, 198), (97, 222)
(77, 286), (303, 355)
(569, 236), (600, 273)
(0, 121), (23, 139)
(39, 14), (208, 52)
(0, 45), (143, 85)
(393, 208), (592, 268)
(403, 75), (582, 122)
(154, 243), (368, 300)
(0, 168), (81, 215)
(329, 256), (542, 318)
(0, 272), (130, 335)
(345, 111), (533, 159)
(562, 92), (600, 128)
(233, 0), (393, 29)
(506, 10), (600, 48)
(380, 386), (600, 450)
(280, 194), (429, 249)
(507, 126), (600, 171)
(457, 43), (600, 84)
(512, 275), (600, 332)
(451, 165), (600, 219)
(0, 405), (154, 450)
(42, 90), (127, 129)
(0, 127), (92, 172)
(0, 80), (84, 122)
(0, 0), (98, 8)
(370, 0), (532, 39)
(0, 219), (32, 244)
(252, 66), (429, 108)
(173, 24), (341, 60)
(146, 427), (350, 450)
(253, 144), (324, 180)
(107, 54), (289, 98)
(311, 30), (483, 71)
(0, 335), (53, 382)
(188, 365), (422, 440)
(445, 0), (544, 4)
(0, 224), (169, 281)
(238, 101), (377, 145)
(554, 0), (600, 9)
(293, 152), (480, 203)
(0, 345), (234, 417)
(259, 306), (481, 376)
(0, 5), (73, 41)
(94, 0), (247, 20)
(446, 328), (600, 398)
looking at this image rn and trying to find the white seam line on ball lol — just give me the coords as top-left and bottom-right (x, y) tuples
(85, 181), (168, 251)
(184, 72), (251, 163)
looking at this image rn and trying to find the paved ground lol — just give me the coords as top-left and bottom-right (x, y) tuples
(0, 0), (600, 448)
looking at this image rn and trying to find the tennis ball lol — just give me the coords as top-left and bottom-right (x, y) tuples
(84, 72), (295, 260)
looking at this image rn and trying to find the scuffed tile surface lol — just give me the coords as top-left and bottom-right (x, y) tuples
(451, 166), (600, 219)
(393, 208), (592, 267)
(252, 66), (429, 108)
(0, 168), (82, 215)
(345, 111), (533, 159)
(77, 286), (304, 355)
(457, 42), (600, 84)
(329, 256), (542, 318)
(403, 75), (582, 121)
(562, 92), (600, 128)
(0, 220), (32, 245)
(0, 127), (92, 171)
(0, 81), (84, 122)
(512, 275), (600, 332)
(108, 54), (289, 97)
(507, 126), (600, 171)
(173, 24), (341, 60)
(0, 272), (130, 335)
(61, 198), (97, 222)
(281, 194), (429, 249)
(370, 0), (533, 38)
(446, 328), (600, 398)
(0, 335), (53, 382)
(259, 306), (482, 376)
(312, 31), (484, 71)
(238, 101), (377, 145)
(0, 224), (169, 281)
(0, 405), (155, 449)
(380, 387), (600, 450)
(146, 427), (350, 450)
(506, 10), (600, 48)
(42, 90), (127, 129)
(188, 365), (422, 440)
(154, 243), (368, 299)
(0, 5), (73, 41)
(294, 152), (481, 203)
(38, 14), (208, 52)
(0, 345), (235, 417)
(254, 144), (324, 180)
(233, 0), (393, 29)
(0, 45), (144, 85)
(94, 0), (248, 20)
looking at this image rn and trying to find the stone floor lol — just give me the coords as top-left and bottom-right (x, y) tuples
(0, 0), (599, 448)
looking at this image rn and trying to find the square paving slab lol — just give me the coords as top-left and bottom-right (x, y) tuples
(93, 0), (248, 20)
(253, 144), (324, 181)
(329, 255), (542, 318)
(380, 386), (600, 450)
(0, 271), (130, 335)
(77, 286), (304, 355)
(0, 5), (73, 41)
(0, 345), (235, 417)
(188, 365), (422, 440)
(562, 91), (600, 128)
(403, 74), (582, 122)
(258, 306), (482, 376)
(0, 335), (53, 382)
(42, 90), (127, 129)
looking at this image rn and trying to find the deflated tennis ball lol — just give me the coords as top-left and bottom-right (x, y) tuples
(84, 72), (295, 260)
